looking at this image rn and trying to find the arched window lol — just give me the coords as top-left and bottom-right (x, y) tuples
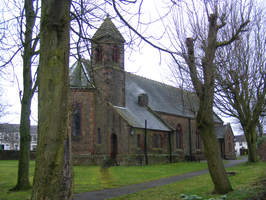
(113, 45), (119, 62)
(137, 134), (140, 148)
(95, 47), (103, 61)
(195, 128), (201, 149)
(153, 134), (157, 148)
(98, 128), (101, 144)
(228, 142), (232, 152)
(73, 103), (81, 136)
(152, 134), (162, 148)
(176, 124), (182, 149)
(228, 136), (232, 152)
(157, 134), (162, 148)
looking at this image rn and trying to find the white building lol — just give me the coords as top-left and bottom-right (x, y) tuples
(0, 124), (37, 151)
(234, 135), (248, 155)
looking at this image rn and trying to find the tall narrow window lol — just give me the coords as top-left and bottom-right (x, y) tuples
(113, 45), (119, 62)
(157, 134), (162, 148)
(98, 128), (101, 144)
(15, 133), (19, 140)
(228, 136), (232, 152)
(73, 103), (81, 136)
(137, 134), (140, 148)
(228, 142), (232, 152)
(95, 47), (103, 61)
(153, 134), (157, 148)
(196, 128), (201, 149)
(176, 124), (182, 149)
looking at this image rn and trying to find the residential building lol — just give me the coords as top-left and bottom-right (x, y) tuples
(0, 124), (37, 151)
(234, 135), (248, 155)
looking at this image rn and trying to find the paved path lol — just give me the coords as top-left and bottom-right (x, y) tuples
(74, 157), (248, 200)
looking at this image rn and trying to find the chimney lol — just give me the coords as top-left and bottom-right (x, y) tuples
(138, 93), (148, 107)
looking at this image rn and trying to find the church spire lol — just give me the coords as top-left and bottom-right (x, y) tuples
(91, 15), (125, 42)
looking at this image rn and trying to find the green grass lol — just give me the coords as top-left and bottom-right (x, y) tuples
(110, 162), (209, 187)
(111, 162), (266, 200)
(0, 159), (265, 200)
(0, 160), (35, 200)
(0, 161), (102, 199)
(0, 160), (209, 199)
(73, 165), (102, 193)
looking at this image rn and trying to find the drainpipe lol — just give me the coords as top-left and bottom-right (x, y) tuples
(189, 118), (192, 155)
(168, 132), (172, 163)
(145, 119), (148, 165)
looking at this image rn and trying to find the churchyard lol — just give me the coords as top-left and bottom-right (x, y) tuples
(0, 158), (265, 200)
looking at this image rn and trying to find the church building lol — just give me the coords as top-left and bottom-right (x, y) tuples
(69, 16), (236, 166)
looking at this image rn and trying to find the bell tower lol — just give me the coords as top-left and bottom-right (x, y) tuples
(91, 15), (125, 107)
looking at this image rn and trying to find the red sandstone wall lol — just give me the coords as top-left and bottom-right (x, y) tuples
(159, 114), (199, 156)
(70, 89), (94, 155)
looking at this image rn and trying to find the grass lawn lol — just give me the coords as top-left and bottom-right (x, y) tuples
(0, 158), (264, 200)
(111, 161), (266, 200)
(109, 162), (209, 187)
(0, 160), (35, 200)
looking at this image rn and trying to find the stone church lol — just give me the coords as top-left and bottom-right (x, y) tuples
(69, 16), (236, 166)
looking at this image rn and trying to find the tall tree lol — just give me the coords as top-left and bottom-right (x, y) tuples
(14, 0), (39, 190)
(0, 0), (40, 190)
(215, 4), (266, 163)
(112, 0), (251, 194)
(31, 0), (73, 199)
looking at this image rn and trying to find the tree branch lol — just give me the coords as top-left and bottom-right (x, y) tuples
(216, 20), (250, 48)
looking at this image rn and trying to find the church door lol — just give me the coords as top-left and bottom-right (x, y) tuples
(111, 134), (118, 158)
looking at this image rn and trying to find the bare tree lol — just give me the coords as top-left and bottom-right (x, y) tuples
(215, 4), (266, 163)
(112, 0), (252, 194)
(0, 0), (40, 191)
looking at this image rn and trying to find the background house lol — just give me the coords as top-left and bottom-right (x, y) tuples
(234, 135), (248, 155)
(0, 124), (37, 150)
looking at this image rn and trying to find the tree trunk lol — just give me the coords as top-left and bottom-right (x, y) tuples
(197, 104), (233, 194)
(14, 103), (32, 190)
(11, 0), (36, 191)
(186, 13), (233, 194)
(245, 128), (258, 163)
(31, 0), (73, 199)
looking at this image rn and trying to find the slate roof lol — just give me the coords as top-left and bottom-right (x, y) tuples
(69, 59), (94, 89)
(91, 15), (125, 42)
(215, 124), (234, 139)
(112, 104), (173, 131)
(0, 124), (37, 135)
(125, 73), (223, 124)
(234, 135), (246, 142)
(215, 125), (228, 139)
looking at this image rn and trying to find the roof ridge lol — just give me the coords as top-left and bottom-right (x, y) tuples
(125, 71), (184, 92)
